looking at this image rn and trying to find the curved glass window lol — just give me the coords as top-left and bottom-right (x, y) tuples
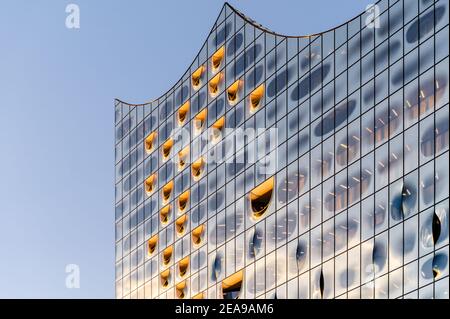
(178, 257), (190, 278)
(222, 270), (243, 299)
(249, 177), (274, 219)
(314, 100), (356, 136)
(175, 214), (188, 235)
(178, 190), (190, 213)
(421, 117), (449, 157)
(336, 133), (360, 166)
(162, 181), (174, 203)
(144, 131), (157, 154)
(192, 224), (205, 246)
(160, 269), (171, 288)
(209, 72), (223, 97)
(325, 170), (371, 211)
(194, 109), (208, 135)
(227, 79), (243, 105)
(162, 245), (173, 265)
(175, 281), (187, 299)
(178, 101), (190, 125)
(391, 183), (417, 221)
(147, 235), (158, 255)
(160, 205), (172, 225)
(161, 138), (174, 160)
(144, 174), (157, 196)
(191, 66), (205, 90)
(249, 85), (265, 113)
(192, 157), (205, 181)
(211, 46), (225, 72)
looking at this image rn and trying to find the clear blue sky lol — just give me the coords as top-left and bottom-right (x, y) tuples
(0, 0), (373, 298)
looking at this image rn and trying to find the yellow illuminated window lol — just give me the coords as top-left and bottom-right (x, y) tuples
(144, 132), (157, 154)
(211, 116), (225, 143)
(178, 190), (190, 212)
(175, 214), (188, 235)
(249, 176), (274, 219)
(192, 157), (205, 181)
(162, 245), (173, 265)
(249, 85), (265, 112)
(211, 46), (225, 72)
(192, 224), (205, 246)
(160, 269), (171, 287)
(194, 109), (207, 135)
(178, 256), (189, 278)
(191, 66), (204, 90)
(209, 72), (223, 97)
(160, 204), (172, 225)
(162, 180), (174, 203)
(222, 270), (243, 299)
(147, 235), (158, 255)
(161, 138), (174, 160)
(175, 281), (187, 299)
(227, 79), (242, 105)
(144, 174), (157, 196)
(178, 101), (190, 126)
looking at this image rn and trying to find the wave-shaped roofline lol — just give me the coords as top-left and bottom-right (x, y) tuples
(115, 1), (379, 106)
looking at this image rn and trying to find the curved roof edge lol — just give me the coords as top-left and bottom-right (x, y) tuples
(115, 1), (378, 106)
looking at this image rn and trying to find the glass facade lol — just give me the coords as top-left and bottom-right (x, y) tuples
(114, 0), (449, 299)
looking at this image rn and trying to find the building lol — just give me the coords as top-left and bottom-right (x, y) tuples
(114, 0), (449, 299)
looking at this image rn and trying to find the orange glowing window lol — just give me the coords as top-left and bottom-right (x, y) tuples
(160, 269), (171, 287)
(160, 204), (172, 225)
(209, 72), (223, 97)
(161, 138), (174, 160)
(178, 256), (189, 278)
(192, 224), (205, 246)
(175, 214), (188, 235)
(192, 157), (205, 181)
(147, 235), (158, 255)
(178, 101), (190, 126)
(249, 177), (274, 219)
(176, 281), (187, 299)
(191, 66), (204, 90)
(162, 181), (174, 203)
(144, 132), (157, 154)
(178, 190), (190, 212)
(194, 109), (207, 135)
(162, 245), (173, 265)
(227, 79), (242, 105)
(211, 46), (225, 71)
(211, 116), (225, 143)
(249, 85), (265, 112)
(144, 174), (157, 196)
(222, 270), (243, 299)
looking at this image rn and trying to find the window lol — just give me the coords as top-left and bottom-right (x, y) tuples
(144, 132), (157, 154)
(192, 66), (205, 90)
(249, 176), (274, 219)
(162, 181), (174, 203)
(211, 46), (225, 72)
(178, 101), (190, 125)
(222, 270), (243, 299)
(227, 79), (243, 105)
(249, 84), (264, 113)
(192, 224), (205, 246)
